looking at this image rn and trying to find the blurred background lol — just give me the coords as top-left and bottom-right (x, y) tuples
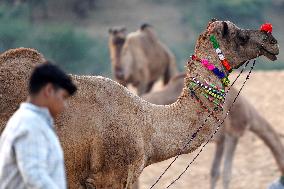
(0, 0), (283, 76)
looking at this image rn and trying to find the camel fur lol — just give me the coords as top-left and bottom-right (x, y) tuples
(0, 20), (279, 189)
(108, 24), (178, 95)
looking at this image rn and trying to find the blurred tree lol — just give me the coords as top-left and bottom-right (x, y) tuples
(72, 0), (96, 18)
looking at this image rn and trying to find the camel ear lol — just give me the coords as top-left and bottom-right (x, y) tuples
(140, 23), (152, 30)
(222, 21), (229, 38)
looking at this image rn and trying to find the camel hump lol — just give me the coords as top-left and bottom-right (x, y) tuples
(139, 23), (158, 44)
(0, 48), (45, 64)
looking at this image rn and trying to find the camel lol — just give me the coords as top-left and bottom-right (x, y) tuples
(108, 24), (178, 95)
(142, 72), (284, 189)
(0, 20), (279, 189)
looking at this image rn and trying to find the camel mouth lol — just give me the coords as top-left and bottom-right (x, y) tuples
(261, 47), (278, 61)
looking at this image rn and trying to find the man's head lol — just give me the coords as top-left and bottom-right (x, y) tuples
(28, 62), (77, 118)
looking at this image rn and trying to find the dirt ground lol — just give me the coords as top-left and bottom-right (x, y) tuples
(137, 70), (284, 189)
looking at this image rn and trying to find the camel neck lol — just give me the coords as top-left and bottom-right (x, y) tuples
(146, 36), (227, 165)
(146, 89), (220, 164)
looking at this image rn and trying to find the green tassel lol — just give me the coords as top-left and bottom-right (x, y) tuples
(210, 35), (219, 49)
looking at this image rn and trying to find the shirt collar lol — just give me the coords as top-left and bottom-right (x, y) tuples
(20, 102), (54, 128)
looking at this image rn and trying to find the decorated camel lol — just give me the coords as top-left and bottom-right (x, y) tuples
(142, 72), (284, 189)
(108, 24), (178, 95)
(0, 20), (279, 189)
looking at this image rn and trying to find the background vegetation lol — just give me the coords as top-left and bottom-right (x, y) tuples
(0, 0), (283, 75)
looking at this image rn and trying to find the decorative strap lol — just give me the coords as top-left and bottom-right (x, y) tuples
(188, 84), (221, 120)
(191, 55), (230, 87)
(210, 35), (233, 73)
(191, 77), (225, 99)
(188, 77), (225, 111)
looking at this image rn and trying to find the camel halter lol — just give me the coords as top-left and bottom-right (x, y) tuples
(150, 23), (273, 189)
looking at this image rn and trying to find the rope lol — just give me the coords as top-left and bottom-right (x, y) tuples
(149, 60), (250, 189)
(166, 60), (256, 188)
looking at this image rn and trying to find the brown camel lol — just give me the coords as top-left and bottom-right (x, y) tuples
(142, 72), (284, 189)
(108, 24), (178, 95)
(0, 20), (279, 189)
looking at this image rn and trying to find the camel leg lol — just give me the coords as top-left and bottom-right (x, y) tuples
(210, 136), (225, 189)
(145, 81), (155, 94)
(132, 180), (139, 189)
(249, 111), (284, 175)
(223, 134), (238, 189)
(137, 82), (149, 96)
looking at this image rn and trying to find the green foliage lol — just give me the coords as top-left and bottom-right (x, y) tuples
(170, 42), (194, 72)
(0, 4), (110, 75)
(207, 0), (268, 26)
(0, 18), (30, 50)
(178, 0), (269, 32)
(32, 26), (93, 72)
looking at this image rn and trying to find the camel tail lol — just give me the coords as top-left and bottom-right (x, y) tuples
(249, 109), (284, 174)
(163, 54), (178, 85)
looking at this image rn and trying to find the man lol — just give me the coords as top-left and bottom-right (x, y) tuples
(0, 62), (77, 189)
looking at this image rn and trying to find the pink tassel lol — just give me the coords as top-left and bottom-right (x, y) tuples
(201, 59), (209, 67)
(207, 64), (215, 70)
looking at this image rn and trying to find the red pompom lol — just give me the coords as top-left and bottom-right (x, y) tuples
(260, 23), (273, 34)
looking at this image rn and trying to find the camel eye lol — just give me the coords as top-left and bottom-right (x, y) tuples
(271, 38), (277, 44)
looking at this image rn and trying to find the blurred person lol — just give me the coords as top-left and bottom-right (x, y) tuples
(0, 62), (77, 189)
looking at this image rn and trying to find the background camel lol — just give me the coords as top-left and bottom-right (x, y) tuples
(0, 20), (279, 189)
(142, 73), (284, 189)
(108, 24), (178, 95)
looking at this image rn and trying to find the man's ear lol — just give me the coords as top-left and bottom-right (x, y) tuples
(43, 83), (54, 97)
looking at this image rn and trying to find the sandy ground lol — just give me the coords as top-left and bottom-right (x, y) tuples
(135, 70), (284, 189)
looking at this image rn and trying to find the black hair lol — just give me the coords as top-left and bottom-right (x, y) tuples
(29, 61), (77, 96)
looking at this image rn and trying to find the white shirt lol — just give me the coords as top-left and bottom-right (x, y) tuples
(0, 103), (66, 189)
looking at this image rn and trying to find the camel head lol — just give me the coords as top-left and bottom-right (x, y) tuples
(0, 48), (45, 116)
(108, 26), (127, 82)
(205, 20), (279, 69)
